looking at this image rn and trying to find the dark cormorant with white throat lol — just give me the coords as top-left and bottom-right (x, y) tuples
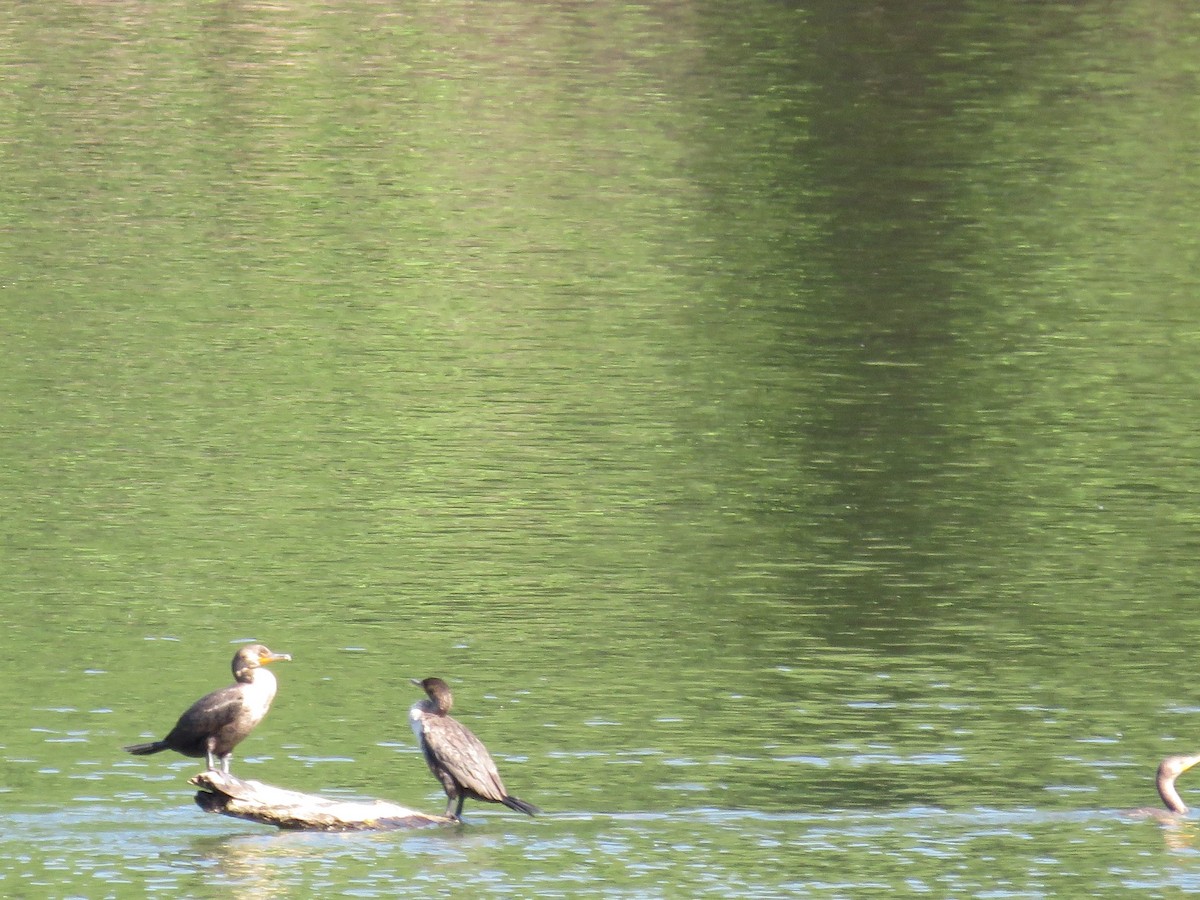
(409, 677), (539, 820)
(124, 644), (291, 774)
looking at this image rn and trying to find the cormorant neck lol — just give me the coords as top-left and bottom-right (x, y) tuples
(413, 697), (448, 716)
(1157, 754), (1200, 813)
(1159, 777), (1188, 814)
(236, 666), (276, 689)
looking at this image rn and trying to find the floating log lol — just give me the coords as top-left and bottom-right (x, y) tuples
(190, 770), (453, 831)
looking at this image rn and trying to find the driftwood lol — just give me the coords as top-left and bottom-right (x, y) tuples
(190, 770), (453, 831)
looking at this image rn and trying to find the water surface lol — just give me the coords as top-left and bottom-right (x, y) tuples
(5, 1), (1200, 896)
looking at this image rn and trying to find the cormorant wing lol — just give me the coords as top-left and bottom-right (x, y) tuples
(170, 684), (244, 735)
(419, 715), (508, 802)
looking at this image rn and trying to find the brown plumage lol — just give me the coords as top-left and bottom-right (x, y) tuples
(408, 677), (539, 820)
(124, 644), (291, 774)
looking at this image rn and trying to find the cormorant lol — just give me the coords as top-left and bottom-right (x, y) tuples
(124, 644), (291, 774)
(1157, 753), (1200, 814)
(409, 677), (539, 820)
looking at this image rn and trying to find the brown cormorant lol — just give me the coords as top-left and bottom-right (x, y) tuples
(124, 644), (291, 774)
(409, 677), (539, 820)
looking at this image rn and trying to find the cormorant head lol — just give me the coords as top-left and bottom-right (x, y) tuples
(232, 644), (292, 678)
(1160, 754), (1200, 786)
(412, 677), (453, 714)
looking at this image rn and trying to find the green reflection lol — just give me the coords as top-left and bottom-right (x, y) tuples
(3, 0), (1200, 895)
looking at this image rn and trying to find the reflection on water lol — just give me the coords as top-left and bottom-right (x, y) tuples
(5, 0), (1200, 895)
(5, 805), (1200, 897)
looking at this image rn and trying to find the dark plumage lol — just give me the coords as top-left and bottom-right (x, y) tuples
(409, 677), (539, 821)
(124, 644), (291, 774)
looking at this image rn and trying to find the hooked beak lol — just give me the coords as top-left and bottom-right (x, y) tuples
(260, 652), (292, 665)
(410, 678), (423, 688)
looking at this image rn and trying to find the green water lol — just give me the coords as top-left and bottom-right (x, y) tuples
(5, 1), (1200, 896)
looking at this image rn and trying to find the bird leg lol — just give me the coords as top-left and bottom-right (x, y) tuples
(205, 749), (219, 771)
(445, 794), (466, 821)
(221, 754), (233, 775)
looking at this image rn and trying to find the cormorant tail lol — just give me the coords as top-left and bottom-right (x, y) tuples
(501, 794), (540, 817)
(124, 741), (168, 755)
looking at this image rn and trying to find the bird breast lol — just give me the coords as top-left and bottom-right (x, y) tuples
(240, 667), (278, 721)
